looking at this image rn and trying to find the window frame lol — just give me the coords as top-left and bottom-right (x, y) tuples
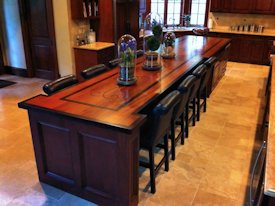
(148, 0), (210, 27)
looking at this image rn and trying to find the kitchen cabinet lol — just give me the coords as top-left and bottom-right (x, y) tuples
(74, 45), (114, 80)
(210, 0), (275, 14)
(71, 0), (100, 19)
(211, 43), (230, 92)
(231, 0), (253, 13)
(210, 0), (231, 12)
(253, 0), (275, 14)
(208, 32), (274, 65)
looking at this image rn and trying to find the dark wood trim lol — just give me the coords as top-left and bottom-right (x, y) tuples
(4, 66), (28, 77)
(204, 0), (210, 27)
(0, 44), (4, 74)
(18, 0), (33, 78)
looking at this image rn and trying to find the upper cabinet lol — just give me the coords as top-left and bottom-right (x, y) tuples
(210, 0), (275, 14)
(253, 0), (275, 14)
(71, 0), (100, 19)
(210, 0), (231, 12)
(231, 0), (253, 13)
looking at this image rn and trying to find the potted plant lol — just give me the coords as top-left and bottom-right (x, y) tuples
(161, 31), (176, 58)
(143, 13), (163, 71)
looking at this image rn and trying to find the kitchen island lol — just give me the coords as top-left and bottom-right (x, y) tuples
(18, 36), (230, 206)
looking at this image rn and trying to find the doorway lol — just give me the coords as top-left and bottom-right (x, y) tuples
(18, 0), (59, 80)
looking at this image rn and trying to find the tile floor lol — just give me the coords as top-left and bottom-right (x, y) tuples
(0, 62), (270, 206)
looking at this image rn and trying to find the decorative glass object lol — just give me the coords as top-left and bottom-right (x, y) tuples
(143, 13), (163, 71)
(161, 32), (176, 59)
(117, 34), (137, 86)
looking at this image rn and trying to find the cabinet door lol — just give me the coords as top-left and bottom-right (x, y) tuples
(250, 40), (266, 65)
(253, 0), (275, 14)
(231, 0), (253, 13)
(210, 0), (221, 12)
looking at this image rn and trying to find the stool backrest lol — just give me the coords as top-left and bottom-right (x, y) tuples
(145, 90), (181, 146)
(176, 75), (196, 117)
(81, 64), (109, 79)
(43, 74), (78, 95)
(193, 64), (208, 91)
(189, 65), (206, 99)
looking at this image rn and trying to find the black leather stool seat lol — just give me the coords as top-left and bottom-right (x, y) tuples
(81, 64), (109, 79)
(107, 58), (122, 68)
(139, 90), (181, 193)
(170, 75), (196, 160)
(136, 49), (144, 57)
(43, 74), (78, 95)
(192, 64), (207, 121)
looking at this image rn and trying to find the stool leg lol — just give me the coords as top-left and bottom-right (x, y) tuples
(185, 104), (189, 138)
(180, 113), (184, 144)
(197, 94), (200, 121)
(149, 148), (156, 194)
(170, 121), (176, 160)
(203, 87), (207, 112)
(164, 134), (169, 171)
(192, 99), (196, 126)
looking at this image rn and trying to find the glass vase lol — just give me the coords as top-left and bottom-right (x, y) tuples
(117, 34), (137, 86)
(143, 13), (163, 71)
(161, 31), (176, 59)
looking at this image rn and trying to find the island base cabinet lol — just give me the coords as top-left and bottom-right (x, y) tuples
(28, 109), (139, 206)
(74, 47), (114, 81)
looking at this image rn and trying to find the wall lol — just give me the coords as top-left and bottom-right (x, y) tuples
(0, 0), (26, 69)
(52, 0), (75, 76)
(210, 12), (275, 31)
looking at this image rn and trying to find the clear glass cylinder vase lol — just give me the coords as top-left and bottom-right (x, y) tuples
(117, 34), (137, 86)
(161, 31), (176, 58)
(143, 13), (163, 71)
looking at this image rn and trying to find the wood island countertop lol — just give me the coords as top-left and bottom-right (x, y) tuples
(19, 36), (230, 131)
(74, 42), (115, 51)
(265, 55), (275, 198)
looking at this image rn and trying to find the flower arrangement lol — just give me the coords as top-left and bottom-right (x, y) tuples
(117, 34), (137, 86)
(162, 31), (176, 58)
(120, 39), (136, 68)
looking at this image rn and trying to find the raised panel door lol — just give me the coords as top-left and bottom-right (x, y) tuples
(250, 39), (265, 64)
(253, 0), (275, 14)
(210, 0), (221, 12)
(231, 0), (253, 13)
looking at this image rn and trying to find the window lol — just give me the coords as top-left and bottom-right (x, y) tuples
(150, 0), (209, 27)
(190, 0), (207, 26)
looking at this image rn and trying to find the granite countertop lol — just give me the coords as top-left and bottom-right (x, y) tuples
(210, 28), (275, 37)
(74, 42), (115, 51)
(265, 55), (275, 198)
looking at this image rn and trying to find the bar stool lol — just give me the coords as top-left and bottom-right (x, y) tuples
(81, 64), (109, 79)
(203, 56), (217, 98)
(43, 74), (78, 95)
(107, 58), (122, 68)
(188, 65), (205, 127)
(139, 90), (181, 193)
(170, 75), (196, 160)
(192, 64), (207, 121)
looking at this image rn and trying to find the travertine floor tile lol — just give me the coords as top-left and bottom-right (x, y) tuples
(0, 62), (270, 205)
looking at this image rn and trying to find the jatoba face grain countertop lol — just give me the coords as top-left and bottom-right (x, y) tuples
(265, 55), (275, 198)
(74, 42), (115, 51)
(19, 36), (230, 131)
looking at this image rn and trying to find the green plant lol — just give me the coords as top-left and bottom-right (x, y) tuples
(120, 47), (135, 67)
(152, 24), (162, 37)
(147, 36), (160, 51)
(164, 37), (175, 47)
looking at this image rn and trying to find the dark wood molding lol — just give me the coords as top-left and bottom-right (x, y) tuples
(4, 66), (28, 77)
(18, 0), (33, 78)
